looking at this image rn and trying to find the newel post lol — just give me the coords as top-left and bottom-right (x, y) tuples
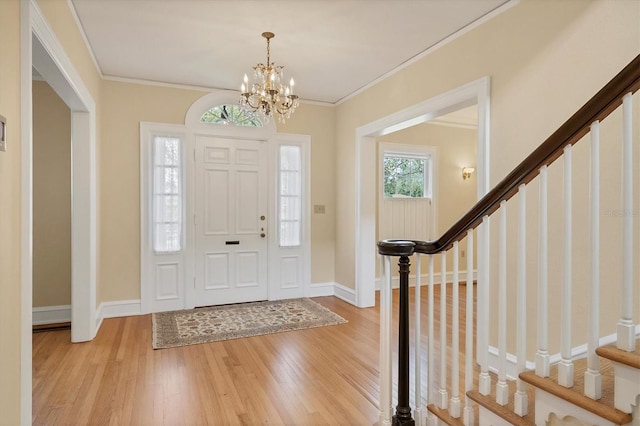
(377, 240), (416, 426)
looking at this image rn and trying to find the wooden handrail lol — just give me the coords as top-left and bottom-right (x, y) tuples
(384, 54), (640, 256)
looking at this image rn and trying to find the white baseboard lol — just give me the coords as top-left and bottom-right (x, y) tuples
(95, 299), (142, 334)
(333, 283), (357, 305)
(32, 304), (71, 325)
(309, 282), (336, 298)
(308, 282), (358, 306)
(486, 325), (640, 379)
(375, 269), (477, 290)
(100, 299), (142, 318)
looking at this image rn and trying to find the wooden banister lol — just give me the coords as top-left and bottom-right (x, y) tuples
(382, 54), (640, 255)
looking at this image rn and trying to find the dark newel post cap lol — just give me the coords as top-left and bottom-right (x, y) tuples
(377, 240), (416, 257)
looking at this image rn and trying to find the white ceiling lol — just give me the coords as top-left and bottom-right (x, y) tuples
(70, 0), (509, 104)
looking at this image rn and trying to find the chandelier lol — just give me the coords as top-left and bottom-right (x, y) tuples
(240, 32), (299, 123)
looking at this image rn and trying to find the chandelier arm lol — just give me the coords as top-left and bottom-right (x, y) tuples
(242, 96), (262, 111)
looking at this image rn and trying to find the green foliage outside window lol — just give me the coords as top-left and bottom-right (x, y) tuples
(200, 104), (263, 127)
(383, 156), (427, 198)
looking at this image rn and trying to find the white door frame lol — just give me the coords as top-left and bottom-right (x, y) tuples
(139, 92), (311, 311)
(354, 77), (491, 308)
(21, 0), (98, 422)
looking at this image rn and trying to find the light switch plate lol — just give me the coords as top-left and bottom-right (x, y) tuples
(314, 204), (325, 214)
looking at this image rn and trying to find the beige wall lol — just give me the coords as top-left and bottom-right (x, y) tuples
(277, 104), (337, 283)
(334, 0), (640, 356)
(377, 123), (478, 276)
(32, 80), (72, 308)
(0, 0), (23, 422)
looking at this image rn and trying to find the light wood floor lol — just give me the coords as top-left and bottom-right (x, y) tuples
(33, 287), (474, 425)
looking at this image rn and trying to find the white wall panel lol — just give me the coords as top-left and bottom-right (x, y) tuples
(155, 262), (180, 300)
(280, 256), (301, 289)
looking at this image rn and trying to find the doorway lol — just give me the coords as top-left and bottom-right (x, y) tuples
(354, 77), (491, 307)
(21, 1), (98, 422)
(31, 78), (72, 327)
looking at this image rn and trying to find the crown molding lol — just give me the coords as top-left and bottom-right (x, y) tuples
(66, 0), (104, 78)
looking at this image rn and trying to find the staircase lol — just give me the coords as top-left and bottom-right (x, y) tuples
(377, 54), (640, 426)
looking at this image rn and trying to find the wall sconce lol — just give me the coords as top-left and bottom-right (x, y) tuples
(462, 167), (475, 180)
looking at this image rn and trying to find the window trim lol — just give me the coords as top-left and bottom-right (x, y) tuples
(140, 123), (190, 314)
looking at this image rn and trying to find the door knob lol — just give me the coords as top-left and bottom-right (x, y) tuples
(260, 233), (266, 238)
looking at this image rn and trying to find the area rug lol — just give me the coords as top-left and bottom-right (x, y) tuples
(152, 298), (347, 349)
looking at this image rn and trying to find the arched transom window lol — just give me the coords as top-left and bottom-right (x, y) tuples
(199, 104), (263, 127)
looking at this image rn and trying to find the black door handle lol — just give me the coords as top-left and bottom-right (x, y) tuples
(225, 241), (240, 245)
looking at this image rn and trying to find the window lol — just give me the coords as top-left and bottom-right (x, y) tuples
(383, 153), (432, 198)
(199, 104), (263, 127)
(152, 136), (183, 253)
(279, 145), (301, 247)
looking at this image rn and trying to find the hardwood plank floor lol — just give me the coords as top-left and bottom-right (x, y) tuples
(33, 287), (474, 425)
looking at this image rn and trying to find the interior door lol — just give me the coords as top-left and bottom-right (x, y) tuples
(194, 136), (268, 306)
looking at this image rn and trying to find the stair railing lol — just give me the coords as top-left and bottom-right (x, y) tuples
(377, 54), (640, 426)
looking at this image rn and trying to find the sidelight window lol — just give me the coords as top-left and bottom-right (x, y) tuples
(152, 136), (183, 253)
(279, 145), (302, 247)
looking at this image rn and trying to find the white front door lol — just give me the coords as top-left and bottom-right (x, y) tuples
(194, 136), (268, 306)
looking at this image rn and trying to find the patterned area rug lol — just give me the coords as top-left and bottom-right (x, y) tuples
(152, 298), (347, 349)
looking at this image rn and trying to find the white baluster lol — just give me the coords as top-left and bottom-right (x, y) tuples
(536, 165), (550, 377)
(463, 230), (475, 426)
(478, 216), (491, 395)
(439, 252), (448, 409)
(559, 145), (574, 388)
(414, 254), (423, 426)
(427, 255), (437, 426)
(618, 92), (636, 351)
(585, 121), (602, 400)
(380, 255), (393, 425)
(450, 242), (461, 418)
(496, 200), (509, 405)
(514, 185), (528, 417)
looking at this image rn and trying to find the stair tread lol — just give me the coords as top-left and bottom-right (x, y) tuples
(427, 404), (468, 426)
(596, 339), (640, 369)
(466, 378), (536, 426)
(519, 357), (632, 425)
